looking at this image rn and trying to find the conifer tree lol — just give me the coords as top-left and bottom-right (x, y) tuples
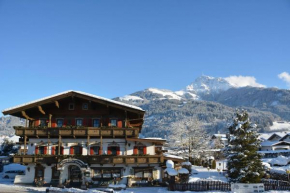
(226, 110), (265, 183)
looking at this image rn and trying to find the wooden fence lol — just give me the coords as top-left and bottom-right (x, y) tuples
(170, 180), (290, 192)
(170, 181), (231, 191)
(263, 180), (290, 191)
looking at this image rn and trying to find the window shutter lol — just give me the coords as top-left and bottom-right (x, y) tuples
(99, 147), (102, 155)
(79, 146), (83, 155)
(44, 146), (47, 155)
(51, 118), (56, 127)
(117, 146), (120, 155)
(70, 146), (74, 155)
(90, 147), (94, 155)
(108, 147), (112, 155)
(117, 120), (122, 128)
(35, 146), (39, 154)
(83, 118), (87, 126)
(61, 146), (64, 155)
(52, 146), (55, 155)
(35, 120), (40, 127)
(71, 119), (75, 126)
(133, 146), (138, 155)
(88, 118), (92, 127)
(63, 119), (67, 127)
(143, 146), (147, 155)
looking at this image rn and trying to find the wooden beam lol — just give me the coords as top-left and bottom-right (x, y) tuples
(21, 111), (34, 120)
(38, 106), (45, 115)
(55, 101), (59, 108)
(49, 114), (52, 127)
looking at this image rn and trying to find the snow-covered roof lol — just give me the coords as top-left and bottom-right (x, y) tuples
(2, 90), (144, 114)
(178, 168), (189, 174)
(260, 140), (279, 147)
(212, 134), (226, 138)
(165, 168), (178, 176)
(181, 161), (192, 166)
(164, 153), (184, 161)
(166, 160), (174, 168)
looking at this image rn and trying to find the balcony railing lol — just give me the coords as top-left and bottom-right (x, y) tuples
(14, 126), (139, 138)
(13, 155), (164, 165)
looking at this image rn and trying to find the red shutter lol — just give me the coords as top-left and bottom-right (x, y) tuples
(117, 146), (120, 155)
(83, 118), (87, 126)
(51, 119), (56, 128)
(52, 146), (55, 155)
(44, 146), (47, 155)
(117, 121), (122, 128)
(108, 146), (111, 155)
(88, 118), (92, 127)
(35, 146), (39, 154)
(143, 146), (147, 155)
(99, 147), (102, 155)
(64, 119), (67, 127)
(70, 146), (74, 155)
(90, 147), (94, 155)
(35, 120), (40, 127)
(79, 146), (83, 155)
(61, 146), (64, 155)
(71, 119), (75, 126)
(133, 146), (138, 155)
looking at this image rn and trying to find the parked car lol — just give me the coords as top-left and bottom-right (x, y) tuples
(2, 170), (25, 179)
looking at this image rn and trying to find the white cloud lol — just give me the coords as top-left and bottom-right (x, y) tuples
(278, 72), (290, 87)
(224, 76), (266, 88)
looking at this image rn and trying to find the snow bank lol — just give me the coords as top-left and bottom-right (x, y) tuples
(4, 164), (26, 172)
(47, 187), (106, 193)
(269, 155), (290, 166)
(166, 160), (174, 168)
(108, 184), (126, 189)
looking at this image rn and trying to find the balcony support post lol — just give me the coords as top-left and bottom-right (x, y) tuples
(100, 135), (103, 154)
(58, 135), (61, 155)
(24, 135), (27, 155)
(87, 135), (90, 155)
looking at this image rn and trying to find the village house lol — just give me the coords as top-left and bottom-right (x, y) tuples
(1, 90), (168, 188)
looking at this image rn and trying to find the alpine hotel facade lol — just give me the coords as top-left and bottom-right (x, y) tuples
(2, 91), (166, 188)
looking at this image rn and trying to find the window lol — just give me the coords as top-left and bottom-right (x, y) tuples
(108, 146), (120, 155)
(82, 103), (88, 110)
(69, 103), (74, 110)
(93, 119), (100, 127)
(134, 168), (152, 179)
(90, 146), (100, 155)
(56, 119), (63, 127)
(76, 119), (83, 126)
(110, 119), (117, 127)
(70, 146), (82, 155)
(37, 146), (47, 155)
(134, 145), (147, 155)
(39, 119), (47, 127)
(92, 168), (121, 179)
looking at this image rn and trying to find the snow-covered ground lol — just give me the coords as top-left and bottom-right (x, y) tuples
(189, 166), (228, 182)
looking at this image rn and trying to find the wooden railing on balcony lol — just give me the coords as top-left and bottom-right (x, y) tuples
(14, 126), (139, 138)
(13, 155), (164, 165)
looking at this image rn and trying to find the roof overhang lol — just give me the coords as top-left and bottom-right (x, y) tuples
(2, 90), (145, 116)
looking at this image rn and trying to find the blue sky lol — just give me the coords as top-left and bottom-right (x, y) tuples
(1, 0), (290, 112)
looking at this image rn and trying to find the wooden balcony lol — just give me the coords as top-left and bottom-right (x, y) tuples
(13, 155), (164, 165)
(14, 126), (139, 138)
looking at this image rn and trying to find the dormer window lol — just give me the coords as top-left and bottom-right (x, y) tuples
(69, 103), (74, 110)
(82, 103), (88, 110)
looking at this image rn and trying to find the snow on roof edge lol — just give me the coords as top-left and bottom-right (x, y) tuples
(2, 90), (144, 113)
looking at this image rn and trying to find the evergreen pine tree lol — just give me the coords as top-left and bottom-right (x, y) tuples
(226, 110), (265, 183)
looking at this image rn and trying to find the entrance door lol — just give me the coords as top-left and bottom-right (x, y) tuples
(68, 165), (82, 187)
